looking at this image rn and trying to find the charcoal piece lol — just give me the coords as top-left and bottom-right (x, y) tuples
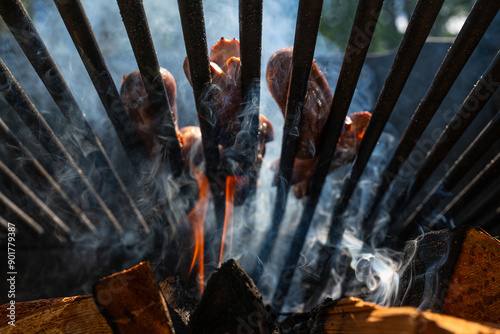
(190, 259), (277, 333)
(160, 276), (197, 334)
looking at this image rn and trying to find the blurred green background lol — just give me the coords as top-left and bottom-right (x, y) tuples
(320, 0), (475, 52)
(1, 0), (477, 53)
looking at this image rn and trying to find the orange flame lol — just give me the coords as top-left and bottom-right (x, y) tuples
(219, 176), (244, 267)
(187, 165), (210, 293)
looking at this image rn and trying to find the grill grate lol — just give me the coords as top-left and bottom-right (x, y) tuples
(0, 0), (498, 310)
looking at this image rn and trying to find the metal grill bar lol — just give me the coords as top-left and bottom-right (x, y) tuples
(0, 215), (10, 230)
(398, 110), (500, 238)
(270, 0), (384, 313)
(430, 150), (500, 227)
(0, 191), (44, 234)
(0, 160), (70, 233)
(454, 176), (500, 226)
(177, 0), (226, 231)
(332, 0), (445, 220)
(116, 0), (184, 176)
(0, 58), (123, 233)
(239, 0), (263, 193)
(0, 0), (148, 232)
(390, 50), (500, 221)
(256, 0), (324, 278)
(0, 118), (95, 232)
(53, 0), (143, 161)
(363, 0), (500, 236)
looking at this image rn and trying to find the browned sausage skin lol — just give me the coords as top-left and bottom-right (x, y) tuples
(266, 47), (372, 198)
(120, 68), (178, 156)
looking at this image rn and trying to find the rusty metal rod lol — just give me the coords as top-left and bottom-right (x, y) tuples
(0, 191), (44, 234)
(116, 0), (183, 176)
(331, 0), (445, 221)
(254, 0), (324, 282)
(0, 58), (123, 234)
(0, 118), (96, 232)
(0, 0), (149, 232)
(271, 0), (384, 313)
(397, 110), (500, 238)
(429, 150), (500, 228)
(53, 0), (144, 161)
(390, 50), (500, 221)
(239, 0), (262, 194)
(363, 0), (500, 237)
(0, 160), (71, 233)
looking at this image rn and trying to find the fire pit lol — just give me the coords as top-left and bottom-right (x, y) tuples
(0, 0), (499, 332)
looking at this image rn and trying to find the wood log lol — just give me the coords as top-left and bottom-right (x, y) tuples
(0, 295), (111, 333)
(93, 261), (175, 334)
(310, 297), (500, 334)
(189, 259), (277, 333)
(396, 226), (500, 323)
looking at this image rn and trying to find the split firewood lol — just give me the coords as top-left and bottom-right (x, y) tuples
(93, 261), (175, 334)
(310, 297), (500, 334)
(190, 259), (278, 333)
(396, 226), (500, 324)
(0, 295), (111, 334)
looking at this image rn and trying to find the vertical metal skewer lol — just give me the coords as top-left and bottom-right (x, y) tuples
(254, 0), (324, 282)
(331, 0), (445, 222)
(271, 0), (384, 312)
(239, 0), (263, 192)
(177, 0), (227, 256)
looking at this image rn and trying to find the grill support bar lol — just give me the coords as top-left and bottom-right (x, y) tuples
(430, 150), (500, 227)
(331, 0), (445, 221)
(390, 50), (500, 221)
(398, 110), (500, 238)
(363, 0), (500, 238)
